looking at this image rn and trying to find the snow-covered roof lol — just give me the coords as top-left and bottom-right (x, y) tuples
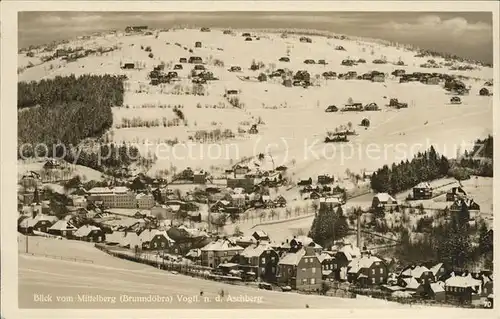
(414, 182), (432, 189)
(201, 238), (244, 252)
(241, 242), (274, 258)
(348, 255), (382, 274)
(253, 230), (268, 238)
(139, 229), (174, 243)
(374, 193), (396, 202)
(88, 187), (129, 194)
(430, 282), (445, 293)
(74, 225), (101, 237)
(403, 277), (421, 290)
(19, 214), (57, 228)
(319, 197), (341, 203)
(429, 263), (443, 276)
(48, 220), (76, 231)
(278, 248), (307, 266)
(445, 274), (482, 288)
(316, 252), (333, 264)
(338, 244), (361, 261)
(401, 265), (431, 278)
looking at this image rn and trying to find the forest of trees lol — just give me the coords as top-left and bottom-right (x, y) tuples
(17, 74), (148, 174)
(308, 205), (349, 248)
(454, 135), (493, 177)
(370, 146), (449, 195)
(18, 74), (126, 159)
(396, 203), (493, 270)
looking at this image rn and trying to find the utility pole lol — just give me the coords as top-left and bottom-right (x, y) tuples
(25, 235), (29, 254)
(207, 198), (211, 234)
(356, 210), (362, 249)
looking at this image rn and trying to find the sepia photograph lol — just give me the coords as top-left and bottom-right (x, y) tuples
(1, 1), (498, 318)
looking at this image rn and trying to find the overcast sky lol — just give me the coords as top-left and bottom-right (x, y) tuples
(18, 11), (493, 63)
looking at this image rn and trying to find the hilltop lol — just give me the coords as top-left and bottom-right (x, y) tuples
(18, 27), (494, 181)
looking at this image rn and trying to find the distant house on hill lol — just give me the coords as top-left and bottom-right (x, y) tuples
(446, 187), (467, 201)
(299, 36), (312, 43)
(479, 88), (490, 96)
(121, 62), (135, 69)
(450, 198), (480, 219)
(412, 182), (433, 200)
(48, 220), (77, 238)
(372, 193), (398, 210)
(195, 41), (202, 48)
(126, 26), (148, 32)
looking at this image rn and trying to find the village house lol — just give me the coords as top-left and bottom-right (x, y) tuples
(48, 220), (77, 238)
(252, 230), (270, 242)
(193, 170), (208, 184)
(317, 174), (334, 184)
(139, 229), (175, 250)
(230, 193), (246, 207)
(445, 273), (483, 304)
(74, 225), (105, 242)
(372, 193), (398, 211)
(446, 187), (467, 201)
(333, 242), (361, 281)
(450, 198), (481, 220)
(400, 265), (435, 284)
(232, 235), (258, 248)
(317, 252), (335, 280)
(201, 238), (244, 268)
(415, 282), (446, 302)
(319, 197), (342, 211)
(412, 182), (433, 200)
(235, 241), (280, 282)
(18, 213), (57, 234)
(277, 244), (322, 291)
(371, 74), (385, 82)
(347, 250), (388, 286)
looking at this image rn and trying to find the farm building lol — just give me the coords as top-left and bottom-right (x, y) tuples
(279, 57), (290, 62)
(360, 118), (370, 127)
(48, 220), (77, 238)
(188, 56), (203, 64)
(195, 41), (202, 48)
(412, 182), (433, 200)
(74, 225), (105, 242)
(364, 103), (379, 111)
(121, 62), (135, 69)
(125, 26), (148, 32)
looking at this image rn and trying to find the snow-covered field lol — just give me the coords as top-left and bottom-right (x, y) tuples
(18, 29), (493, 181)
(18, 235), (405, 309)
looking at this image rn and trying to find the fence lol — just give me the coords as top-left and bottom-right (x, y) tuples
(22, 252), (94, 264)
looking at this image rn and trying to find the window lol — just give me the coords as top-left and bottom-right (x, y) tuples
(302, 268), (307, 272)
(380, 277), (383, 282)
(379, 268), (384, 274)
(311, 278), (316, 285)
(224, 252), (228, 256)
(161, 242), (165, 248)
(271, 257), (275, 262)
(372, 269), (375, 275)
(261, 258), (266, 264)
(312, 268), (316, 274)
(261, 267), (266, 274)
(372, 278), (375, 284)
(302, 278), (307, 284)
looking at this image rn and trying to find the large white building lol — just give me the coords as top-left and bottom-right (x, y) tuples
(136, 193), (155, 209)
(87, 187), (137, 209)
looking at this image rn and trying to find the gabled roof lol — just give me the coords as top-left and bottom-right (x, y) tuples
(374, 193), (396, 203)
(139, 229), (174, 243)
(414, 182), (432, 189)
(401, 265), (432, 278)
(445, 274), (482, 288)
(348, 255), (383, 274)
(430, 282), (445, 293)
(337, 244), (361, 261)
(19, 214), (57, 228)
(278, 248), (307, 266)
(201, 238), (244, 252)
(403, 277), (421, 290)
(241, 242), (274, 258)
(48, 220), (76, 231)
(316, 252), (333, 264)
(74, 225), (101, 237)
(429, 263), (444, 276)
